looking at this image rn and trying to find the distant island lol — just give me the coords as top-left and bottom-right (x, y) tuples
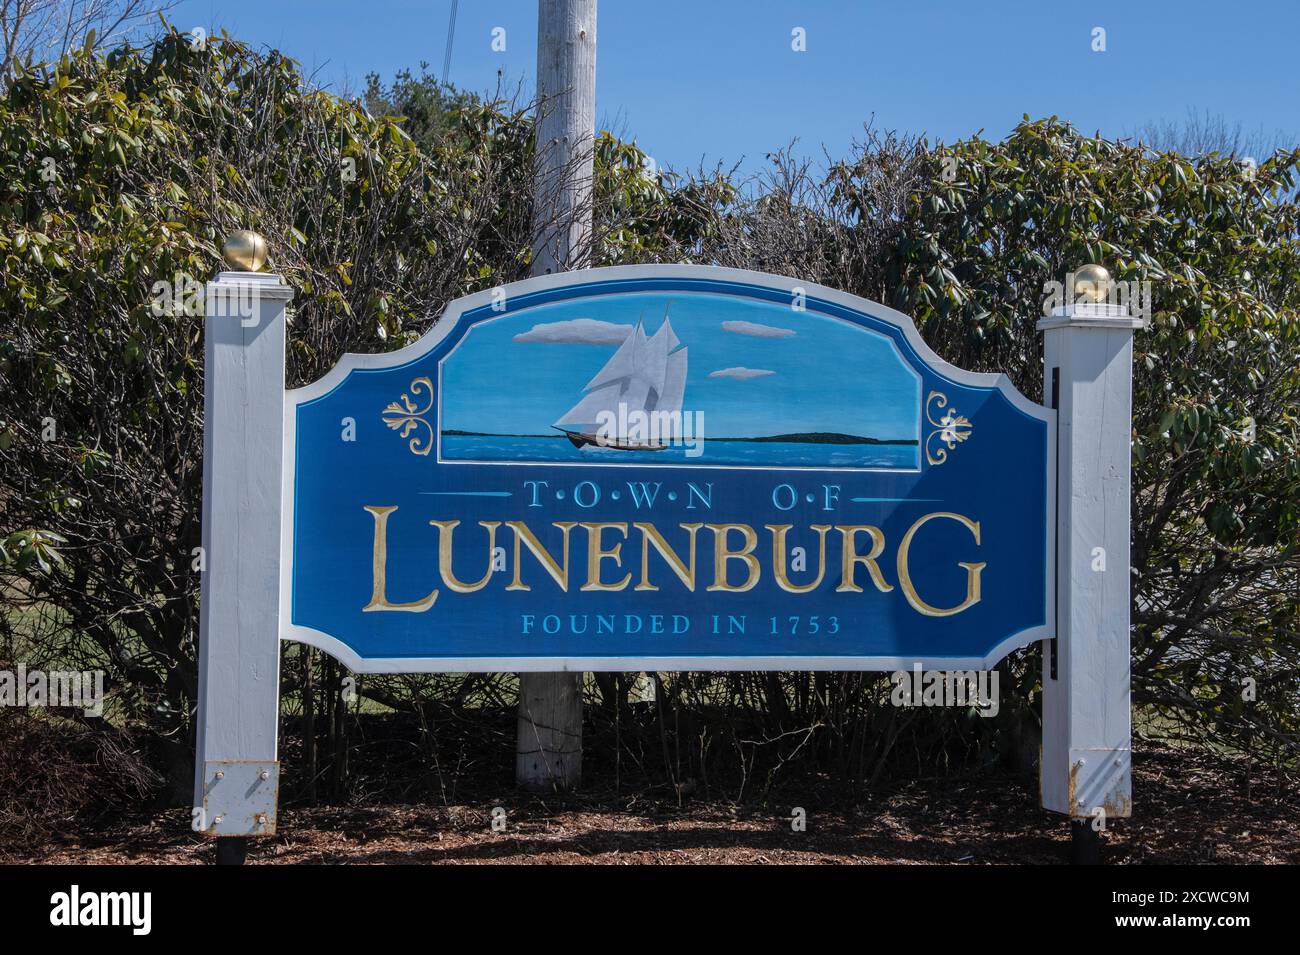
(710, 432), (917, 446)
(442, 429), (917, 446)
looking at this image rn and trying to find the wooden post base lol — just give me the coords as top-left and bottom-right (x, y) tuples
(516, 671), (583, 791)
(1069, 819), (1100, 865)
(215, 837), (249, 866)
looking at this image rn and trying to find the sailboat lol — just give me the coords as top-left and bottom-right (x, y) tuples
(554, 308), (688, 451)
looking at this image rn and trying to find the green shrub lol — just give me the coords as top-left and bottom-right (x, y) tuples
(1, 31), (1295, 803)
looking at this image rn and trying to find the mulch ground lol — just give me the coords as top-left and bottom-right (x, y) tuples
(8, 742), (1296, 864)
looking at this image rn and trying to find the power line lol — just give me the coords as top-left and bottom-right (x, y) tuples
(442, 0), (459, 87)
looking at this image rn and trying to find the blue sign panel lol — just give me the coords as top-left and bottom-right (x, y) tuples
(283, 266), (1054, 671)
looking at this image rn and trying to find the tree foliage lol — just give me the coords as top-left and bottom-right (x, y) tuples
(0, 32), (1296, 813)
(701, 119), (1300, 762)
(907, 121), (1300, 758)
(0, 29), (725, 793)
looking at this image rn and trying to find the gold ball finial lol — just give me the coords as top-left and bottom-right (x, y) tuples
(1073, 263), (1112, 303)
(223, 230), (268, 272)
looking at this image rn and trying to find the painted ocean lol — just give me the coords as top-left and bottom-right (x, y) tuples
(441, 434), (919, 469)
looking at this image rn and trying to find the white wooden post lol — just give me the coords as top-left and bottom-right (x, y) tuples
(1039, 288), (1144, 829)
(516, 0), (597, 791)
(193, 264), (293, 838)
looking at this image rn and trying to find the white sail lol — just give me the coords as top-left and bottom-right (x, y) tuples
(659, 346), (687, 414)
(555, 380), (625, 430)
(619, 376), (653, 416)
(654, 314), (681, 354)
(639, 317), (677, 409)
(555, 313), (688, 444)
(584, 321), (643, 391)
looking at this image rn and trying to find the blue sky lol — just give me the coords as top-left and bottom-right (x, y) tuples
(439, 291), (919, 439)
(169, 0), (1297, 176)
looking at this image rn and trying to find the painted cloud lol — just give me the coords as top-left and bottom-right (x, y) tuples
(709, 366), (776, 380)
(513, 318), (634, 344)
(721, 319), (795, 339)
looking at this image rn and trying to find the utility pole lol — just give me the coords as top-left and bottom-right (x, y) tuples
(516, 0), (596, 791)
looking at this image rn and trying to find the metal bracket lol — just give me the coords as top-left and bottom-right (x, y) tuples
(1068, 750), (1132, 820)
(200, 760), (279, 837)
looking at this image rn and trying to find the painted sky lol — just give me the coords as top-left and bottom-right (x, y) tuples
(439, 291), (920, 439)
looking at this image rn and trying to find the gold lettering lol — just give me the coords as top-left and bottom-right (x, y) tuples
(707, 523), (760, 592)
(767, 524), (832, 593)
(582, 522), (631, 592)
(361, 505), (439, 612)
(896, 512), (985, 616)
(506, 521), (576, 591)
(836, 525), (894, 593)
(430, 520), (500, 593)
(635, 522), (702, 591)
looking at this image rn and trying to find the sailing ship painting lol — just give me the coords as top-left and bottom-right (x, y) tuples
(437, 290), (925, 469)
(554, 310), (687, 451)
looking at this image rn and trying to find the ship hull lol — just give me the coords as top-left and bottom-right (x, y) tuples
(560, 429), (667, 452)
